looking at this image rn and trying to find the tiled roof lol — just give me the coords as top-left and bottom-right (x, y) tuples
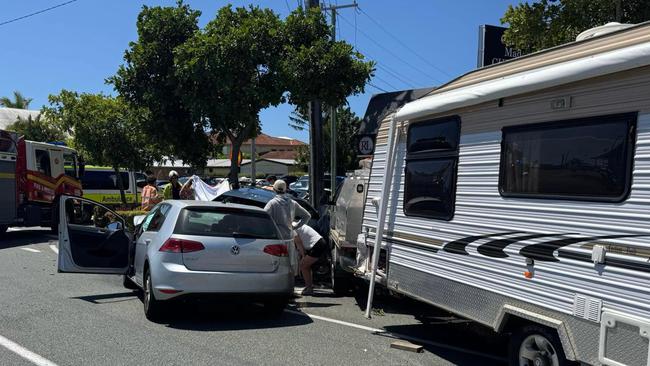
(259, 150), (297, 160)
(243, 133), (305, 146)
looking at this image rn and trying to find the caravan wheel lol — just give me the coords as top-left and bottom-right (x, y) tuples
(509, 325), (570, 366)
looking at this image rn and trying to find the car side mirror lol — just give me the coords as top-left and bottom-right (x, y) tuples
(133, 215), (146, 227)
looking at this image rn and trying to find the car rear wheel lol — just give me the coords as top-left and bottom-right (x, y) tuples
(143, 270), (165, 321)
(509, 325), (571, 366)
(331, 246), (352, 296)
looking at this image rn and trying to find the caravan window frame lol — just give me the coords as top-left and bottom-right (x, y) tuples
(498, 113), (637, 203)
(403, 116), (461, 221)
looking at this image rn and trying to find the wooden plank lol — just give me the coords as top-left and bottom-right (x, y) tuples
(390, 340), (423, 353)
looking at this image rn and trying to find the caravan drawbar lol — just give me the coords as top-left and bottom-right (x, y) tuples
(338, 22), (650, 366)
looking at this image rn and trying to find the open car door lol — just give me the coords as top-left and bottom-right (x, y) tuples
(58, 195), (130, 274)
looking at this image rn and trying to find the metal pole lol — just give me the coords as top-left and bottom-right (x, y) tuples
(251, 137), (256, 186)
(364, 116), (398, 319)
(307, 0), (323, 208)
(330, 7), (337, 200)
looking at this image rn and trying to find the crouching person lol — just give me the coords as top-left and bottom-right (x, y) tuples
(294, 225), (328, 296)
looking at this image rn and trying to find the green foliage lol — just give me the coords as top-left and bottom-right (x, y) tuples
(108, 1), (210, 167)
(501, 0), (650, 52)
(116, 210), (148, 231)
(6, 114), (65, 142)
(292, 105), (362, 175)
(175, 5), (286, 185)
(283, 7), (375, 108)
(0, 91), (33, 109)
(44, 90), (159, 204)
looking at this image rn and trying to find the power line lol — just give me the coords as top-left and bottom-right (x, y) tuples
(367, 82), (388, 93)
(373, 74), (399, 91)
(358, 6), (453, 78)
(376, 64), (416, 88)
(285, 0), (292, 12)
(0, 0), (79, 27)
(337, 12), (443, 83)
(354, 44), (422, 88)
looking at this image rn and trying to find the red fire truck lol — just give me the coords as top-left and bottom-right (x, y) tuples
(0, 130), (83, 234)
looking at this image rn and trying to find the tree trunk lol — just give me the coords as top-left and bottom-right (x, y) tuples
(114, 166), (127, 206)
(229, 141), (241, 190)
(615, 0), (622, 22)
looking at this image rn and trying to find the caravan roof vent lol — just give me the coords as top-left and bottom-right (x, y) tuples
(576, 22), (634, 41)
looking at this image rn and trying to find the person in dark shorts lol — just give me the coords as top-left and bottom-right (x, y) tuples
(294, 225), (327, 296)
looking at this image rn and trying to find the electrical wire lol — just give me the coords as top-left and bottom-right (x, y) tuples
(0, 0), (79, 27)
(285, 0), (292, 12)
(337, 12), (442, 83)
(367, 82), (389, 93)
(376, 64), (416, 88)
(373, 74), (399, 91)
(358, 6), (452, 78)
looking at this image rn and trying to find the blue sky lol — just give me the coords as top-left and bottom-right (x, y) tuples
(0, 0), (519, 143)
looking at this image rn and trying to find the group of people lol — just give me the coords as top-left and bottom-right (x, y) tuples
(140, 171), (325, 296)
(140, 170), (194, 211)
(263, 179), (326, 296)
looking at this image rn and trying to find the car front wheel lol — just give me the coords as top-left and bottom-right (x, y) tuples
(143, 270), (165, 321)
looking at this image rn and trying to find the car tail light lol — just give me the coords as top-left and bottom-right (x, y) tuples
(263, 244), (288, 257)
(159, 238), (205, 253)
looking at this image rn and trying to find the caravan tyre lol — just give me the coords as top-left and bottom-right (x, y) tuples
(509, 325), (571, 366)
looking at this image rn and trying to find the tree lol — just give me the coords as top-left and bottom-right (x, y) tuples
(175, 5), (286, 188)
(6, 114), (65, 142)
(501, 0), (650, 53)
(291, 105), (362, 175)
(45, 90), (158, 205)
(108, 2), (210, 168)
(0, 91), (33, 109)
(283, 7), (374, 109)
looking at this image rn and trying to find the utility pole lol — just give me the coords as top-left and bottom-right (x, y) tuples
(251, 137), (256, 186)
(322, 1), (357, 200)
(306, 0), (323, 208)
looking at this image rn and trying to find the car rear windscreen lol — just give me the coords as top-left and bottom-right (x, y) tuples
(175, 207), (279, 239)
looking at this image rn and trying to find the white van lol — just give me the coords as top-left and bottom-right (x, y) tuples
(81, 166), (146, 206)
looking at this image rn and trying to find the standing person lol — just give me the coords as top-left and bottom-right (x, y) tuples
(264, 180), (310, 241)
(180, 178), (195, 200)
(141, 175), (160, 211)
(294, 225), (327, 296)
(163, 170), (182, 200)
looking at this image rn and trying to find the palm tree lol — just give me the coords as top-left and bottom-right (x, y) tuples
(0, 91), (33, 109)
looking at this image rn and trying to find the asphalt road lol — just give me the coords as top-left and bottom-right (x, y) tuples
(0, 228), (508, 366)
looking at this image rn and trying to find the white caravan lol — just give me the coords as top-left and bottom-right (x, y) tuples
(343, 23), (650, 366)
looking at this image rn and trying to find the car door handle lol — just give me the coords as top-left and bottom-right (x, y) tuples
(145, 239), (151, 245)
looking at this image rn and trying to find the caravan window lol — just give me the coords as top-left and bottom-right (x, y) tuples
(407, 117), (460, 153)
(404, 116), (460, 220)
(63, 153), (77, 179)
(500, 113), (636, 202)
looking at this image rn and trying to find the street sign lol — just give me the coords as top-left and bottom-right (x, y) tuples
(357, 134), (375, 156)
(477, 25), (524, 68)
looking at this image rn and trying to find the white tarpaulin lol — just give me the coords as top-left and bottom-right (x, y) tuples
(395, 42), (650, 122)
(191, 175), (230, 201)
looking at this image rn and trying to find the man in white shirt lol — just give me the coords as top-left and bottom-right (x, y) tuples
(294, 224), (327, 296)
(263, 180), (311, 240)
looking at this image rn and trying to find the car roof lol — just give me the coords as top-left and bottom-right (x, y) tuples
(164, 199), (267, 213)
(219, 187), (276, 203)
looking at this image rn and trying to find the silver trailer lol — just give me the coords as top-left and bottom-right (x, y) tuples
(339, 23), (650, 366)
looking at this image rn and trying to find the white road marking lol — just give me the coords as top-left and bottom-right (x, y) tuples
(49, 245), (58, 254)
(285, 309), (506, 362)
(0, 334), (59, 366)
(20, 248), (41, 253)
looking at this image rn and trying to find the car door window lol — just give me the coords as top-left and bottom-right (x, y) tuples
(142, 204), (171, 232)
(65, 198), (123, 229)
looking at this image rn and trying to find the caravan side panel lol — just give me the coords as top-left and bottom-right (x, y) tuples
(363, 66), (650, 365)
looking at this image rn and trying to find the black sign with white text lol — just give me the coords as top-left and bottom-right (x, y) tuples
(477, 25), (524, 68)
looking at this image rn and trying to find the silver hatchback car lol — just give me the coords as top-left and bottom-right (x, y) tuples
(57, 196), (294, 320)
